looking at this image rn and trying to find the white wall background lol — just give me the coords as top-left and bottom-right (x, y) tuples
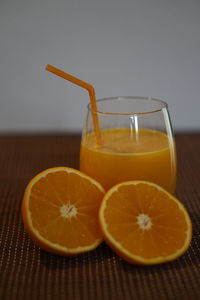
(0, 0), (200, 133)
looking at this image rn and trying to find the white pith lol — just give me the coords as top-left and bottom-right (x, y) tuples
(136, 213), (152, 230)
(60, 204), (78, 219)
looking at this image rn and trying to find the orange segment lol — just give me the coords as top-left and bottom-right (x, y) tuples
(99, 181), (192, 265)
(22, 167), (105, 255)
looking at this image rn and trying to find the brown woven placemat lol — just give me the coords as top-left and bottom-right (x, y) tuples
(0, 133), (199, 300)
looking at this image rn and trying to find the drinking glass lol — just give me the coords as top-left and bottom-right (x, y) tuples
(80, 97), (176, 193)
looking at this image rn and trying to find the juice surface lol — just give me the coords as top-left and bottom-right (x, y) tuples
(80, 128), (176, 193)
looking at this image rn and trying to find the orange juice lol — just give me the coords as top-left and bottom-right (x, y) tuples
(80, 128), (176, 193)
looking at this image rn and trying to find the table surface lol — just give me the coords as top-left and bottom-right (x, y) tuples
(0, 133), (200, 300)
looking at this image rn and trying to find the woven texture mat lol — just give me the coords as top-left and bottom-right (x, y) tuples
(0, 133), (200, 300)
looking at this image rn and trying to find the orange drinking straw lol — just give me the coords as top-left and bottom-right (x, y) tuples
(45, 64), (102, 146)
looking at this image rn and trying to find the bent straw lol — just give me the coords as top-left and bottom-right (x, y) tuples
(45, 64), (102, 146)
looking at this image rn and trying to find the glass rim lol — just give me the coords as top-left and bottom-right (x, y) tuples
(88, 96), (168, 115)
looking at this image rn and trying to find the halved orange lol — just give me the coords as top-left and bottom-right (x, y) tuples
(22, 167), (105, 255)
(99, 181), (192, 265)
